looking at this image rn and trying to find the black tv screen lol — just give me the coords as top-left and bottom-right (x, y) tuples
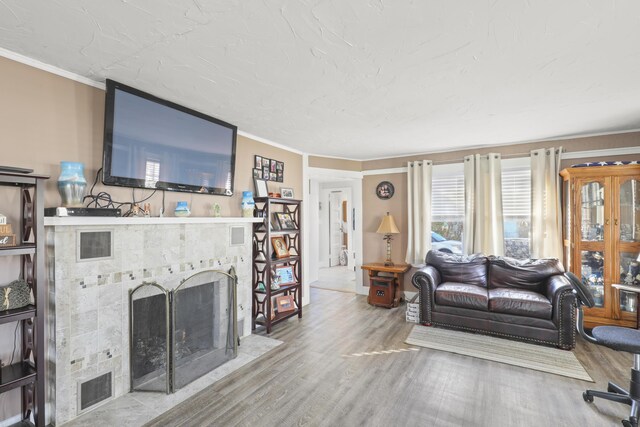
(102, 79), (237, 196)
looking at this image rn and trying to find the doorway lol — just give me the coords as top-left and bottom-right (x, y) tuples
(307, 171), (363, 295)
(313, 186), (355, 293)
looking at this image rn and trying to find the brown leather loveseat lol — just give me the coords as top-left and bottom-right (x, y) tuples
(411, 250), (577, 349)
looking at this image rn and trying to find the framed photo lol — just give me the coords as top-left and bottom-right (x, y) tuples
(276, 161), (284, 171)
(275, 212), (296, 230)
(276, 170), (283, 182)
(270, 172), (277, 181)
(262, 158), (270, 168)
(271, 212), (281, 230)
(254, 178), (268, 197)
(271, 236), (289, 258)
(270, 298), (276, 319)
(274, 266), (296, 285)
(376, 181), (395, 200)
(276, 295), (296, 313)
(270, 159), (277, 172)
(280, 188), (294, 199)
(253, 168), (262, 179)
(262, 166), (270, 180)
(254, 155), (262, 169)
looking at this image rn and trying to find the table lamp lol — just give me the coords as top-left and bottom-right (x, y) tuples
(376, 212), (400, 266)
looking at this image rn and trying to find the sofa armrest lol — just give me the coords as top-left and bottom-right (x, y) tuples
(546, 274), (577, 349)
(411, 266), (441, 325)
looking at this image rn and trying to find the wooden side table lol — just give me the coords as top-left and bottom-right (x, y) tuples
(361, 263), (410, 308)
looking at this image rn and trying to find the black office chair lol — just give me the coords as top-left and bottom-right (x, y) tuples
(565, 271), (640, 427)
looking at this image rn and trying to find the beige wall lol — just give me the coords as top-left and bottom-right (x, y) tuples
(0, 56), (302, 216)
(363, 173), (407, 263)
(308, 155), (362, 171)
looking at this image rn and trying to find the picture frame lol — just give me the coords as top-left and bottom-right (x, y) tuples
(271, 236), (290, 258)
(276, 295), (296, 313)
(270, 172), (277, 181)
(270, 159), (277, 173)
(253, 168), (262, 179)
(276, 161), (284, 171)
(376, 181), (395, 200)
(262, 158), (270, 168)
(274, 265), (296, 285)
(262, 166), (270, 180)
(254, 178), (269, 197)
(280, 188), (294, 199)
(271, 212), (281, 230)
(276, 170), (283, 182)
(275, 212), (296, 230)
(254, 155), (262, 169)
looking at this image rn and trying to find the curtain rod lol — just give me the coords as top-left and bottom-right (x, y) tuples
(422, 147), (565, 166)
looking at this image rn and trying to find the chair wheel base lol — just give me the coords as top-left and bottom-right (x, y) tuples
(583, 392), (594, 403)
(621, 419), (637, 427)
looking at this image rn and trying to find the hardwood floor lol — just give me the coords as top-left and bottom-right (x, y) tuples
(146, 288), (633, 427)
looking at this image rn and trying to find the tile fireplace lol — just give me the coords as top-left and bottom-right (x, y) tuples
(44, 217), (258, 425)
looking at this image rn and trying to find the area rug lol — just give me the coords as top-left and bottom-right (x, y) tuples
(405, 325), (593, 382)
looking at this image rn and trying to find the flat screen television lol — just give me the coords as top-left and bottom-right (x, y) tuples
(102, 79), (237, 196)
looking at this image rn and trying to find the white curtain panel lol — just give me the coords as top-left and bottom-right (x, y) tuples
(530, 147), (563, 259)
(406, 160), (433, 265)
(463, 153), (505, 256)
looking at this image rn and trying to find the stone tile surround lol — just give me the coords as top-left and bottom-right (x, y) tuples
(45, 217), (261, 426)
(59, 334), (282, 427)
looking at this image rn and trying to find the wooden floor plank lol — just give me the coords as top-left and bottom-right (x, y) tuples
(146, 287), (634, 427)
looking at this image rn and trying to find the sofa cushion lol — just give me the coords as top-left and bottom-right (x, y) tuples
(426, 250), (489, 288)
(488, 288), (552, 320)
(488, 256), (564, 293)
(435, 282), (489, 311)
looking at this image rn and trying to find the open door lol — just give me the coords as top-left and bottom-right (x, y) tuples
(329, 191), (343, 266)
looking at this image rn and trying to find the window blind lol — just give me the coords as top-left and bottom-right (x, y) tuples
(502, 168), (531, 217)
(432, 175), (465, 221)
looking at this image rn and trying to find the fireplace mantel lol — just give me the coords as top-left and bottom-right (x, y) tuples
(45, 216), (263, 226)
(45, 217), (257, 425)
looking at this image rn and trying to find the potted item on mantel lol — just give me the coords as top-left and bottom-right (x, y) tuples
(174, 201), (191, 217)
(241, 191), (255, 217)
(57, 161), (87, 207)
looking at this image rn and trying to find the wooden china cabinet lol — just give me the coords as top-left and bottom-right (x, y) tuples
(561, 164), (640, 329)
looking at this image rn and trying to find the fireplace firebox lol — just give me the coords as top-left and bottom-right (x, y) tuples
(129, 268), (237, 393)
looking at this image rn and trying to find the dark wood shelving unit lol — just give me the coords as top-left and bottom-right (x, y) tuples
(0, 171), (47, 427)
(0, 362), (37, 394)
(0, 245), (36, 256)
(252, 197), (302, 333)
(0, 305), (37, 324)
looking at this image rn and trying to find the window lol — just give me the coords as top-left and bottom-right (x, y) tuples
(502, 162), (531, 259)
(431, 165), (464, 254)
(144, 160), (160, 188)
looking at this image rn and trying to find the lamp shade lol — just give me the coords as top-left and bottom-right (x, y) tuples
(376, 212), (400, 234)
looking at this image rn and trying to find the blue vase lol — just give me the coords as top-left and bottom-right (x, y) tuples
(241, 191), (255, 217)
(174, 201), (191, 217)
(57, 161), (87, 207)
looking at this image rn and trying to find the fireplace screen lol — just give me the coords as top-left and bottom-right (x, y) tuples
(129, 268), (237, 394)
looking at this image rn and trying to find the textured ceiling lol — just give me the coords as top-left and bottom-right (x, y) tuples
(1, 1), (639, 160)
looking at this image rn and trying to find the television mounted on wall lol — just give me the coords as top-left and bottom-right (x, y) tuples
(102, 79), (237, 196)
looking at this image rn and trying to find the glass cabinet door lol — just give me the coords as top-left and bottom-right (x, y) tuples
(580, 181), (605, 241)
(619, 178), (639, 243)
(618, 177), (640, 315)
(619, 252), (640, 313)
(581, 250), (605, 308)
